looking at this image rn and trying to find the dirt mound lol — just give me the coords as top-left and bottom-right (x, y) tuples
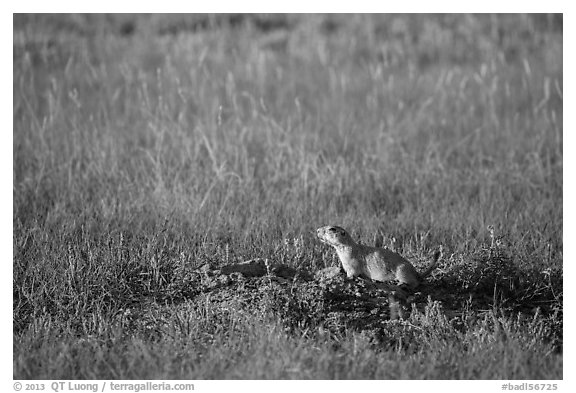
(183, 259), (416, 337)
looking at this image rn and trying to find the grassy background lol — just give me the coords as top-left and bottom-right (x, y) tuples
(13, 14), (562, 379)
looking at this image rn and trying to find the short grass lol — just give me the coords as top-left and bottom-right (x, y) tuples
(13, 14), (563, 379)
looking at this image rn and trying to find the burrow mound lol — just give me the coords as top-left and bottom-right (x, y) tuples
(181, 259), (419, 335)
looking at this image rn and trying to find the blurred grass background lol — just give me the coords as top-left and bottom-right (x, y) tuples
(13, 14), (562, 379)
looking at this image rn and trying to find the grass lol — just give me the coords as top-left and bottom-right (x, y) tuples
(13, 14), (562, 379)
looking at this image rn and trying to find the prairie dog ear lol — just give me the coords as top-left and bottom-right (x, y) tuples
(336, 227), (348, 237)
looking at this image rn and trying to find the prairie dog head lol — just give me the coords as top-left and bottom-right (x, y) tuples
(316, 226), (355, 248)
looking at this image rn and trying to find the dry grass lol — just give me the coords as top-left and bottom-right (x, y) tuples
(13, 14), (562, 379)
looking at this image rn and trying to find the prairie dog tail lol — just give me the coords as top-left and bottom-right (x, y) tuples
(419, 246), (443, 279)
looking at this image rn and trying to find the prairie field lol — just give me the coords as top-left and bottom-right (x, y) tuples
(13, 14), (563, 379)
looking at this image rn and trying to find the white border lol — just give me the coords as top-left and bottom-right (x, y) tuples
(6, 1), (571, 13)
(5, 5), (571, 390)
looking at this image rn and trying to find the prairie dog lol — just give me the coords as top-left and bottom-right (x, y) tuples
(317, 226), (441, 288)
